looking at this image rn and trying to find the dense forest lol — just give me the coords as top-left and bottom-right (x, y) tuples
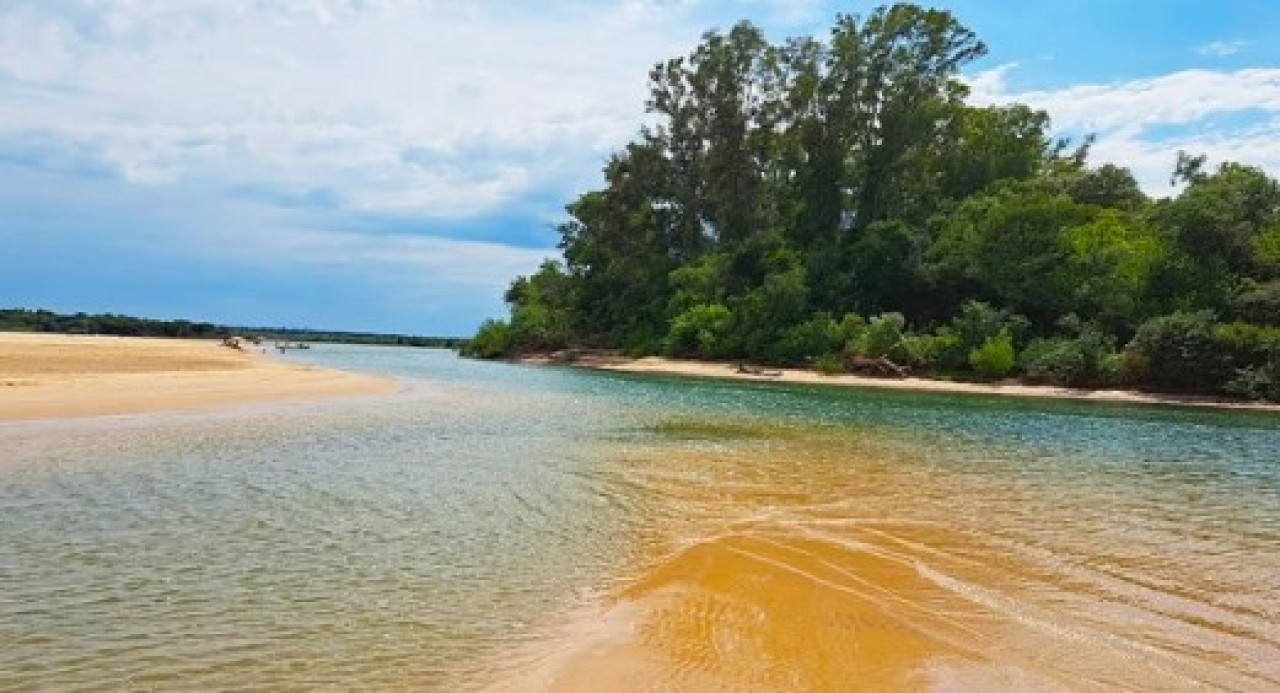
(464, 3), (1280, 402)
(0, 309), (462, 348)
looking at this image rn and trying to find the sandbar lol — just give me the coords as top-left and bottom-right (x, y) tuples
(0, 332), (396, 422)
(555, 355), (1280, 413)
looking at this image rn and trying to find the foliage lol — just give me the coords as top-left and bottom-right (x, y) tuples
(1232, 280), (1280, 325)
(466, 4), (1280, 402)
(1020, 318), (1119, 387)
(938, 301), (1029, 369)
(1123, 311), (1225, 392)
(665, 303), (734, 358)
(461, 319), (513, 359)
(813, 353), (845, 375)
(901, 330), (960, 369)
(774, 312), (844, 364)
(853, 313), (909, 361)
(968, 329), (1016, 379)
(500, 261), (575, 353)
(1224, 362), (1280, 401)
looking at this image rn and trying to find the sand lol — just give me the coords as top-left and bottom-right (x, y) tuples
(566, 356), (1280, 413)
(485, 417), (1276, 691)
(0, 333), (396, 422)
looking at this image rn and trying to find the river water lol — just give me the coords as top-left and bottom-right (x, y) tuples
(2, 346), (1278, 690)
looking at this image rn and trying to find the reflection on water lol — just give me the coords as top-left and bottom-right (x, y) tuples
(2, 347), (1279, 690)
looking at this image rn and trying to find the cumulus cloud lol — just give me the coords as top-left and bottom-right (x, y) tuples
(0, 0), (838, 330)
(0, 0), (709, 218)
(967, 64), (1280, 194)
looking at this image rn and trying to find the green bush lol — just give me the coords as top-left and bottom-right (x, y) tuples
(900, 330), (959, 368)
(837, 312), (868, 344)
(1224, 363), (1280, 401)
(462, 319), (512, 359)
(1020, 319), (1119, 387)
(854, 312), (908, 360)
(1123, 311), (1225, 392)
(968, 329), (1016, 379)
(1215, 321), (1280, 401)
(1020, 338), (1081, 384)
(509, 303), (570, 352)
(813, 353), (845, 375)
(939, 301), (1030, 369)
(665, 303), (733, 358)
(774, 312), (844, 364)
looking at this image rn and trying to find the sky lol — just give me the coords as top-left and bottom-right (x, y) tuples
(3, 1), (1280, 336)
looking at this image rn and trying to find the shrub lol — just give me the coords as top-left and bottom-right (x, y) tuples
(1020, 319), (1120, 387)
(509, 303), (569, 352)
(1020, 338), (1081, 384)
(1224, 362), (1280, 401)
(665, 303), (733, 359)
(1123, 311), (1225, 392)
(968, 329), (1016, 379)
(854, 312), (908, 360)
(939, 301), (1030, 369)
(813, 353), (845, 375)
(1215, 321), (1280, 401)
(837, 312), (868, 344)
(774, 312), (843, 364)
(900, 330), (959, 369)
(463, 319), (512, 359)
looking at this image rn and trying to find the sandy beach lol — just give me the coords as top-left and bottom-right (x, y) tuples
(0, 333), (396, 421)
(560, 355), (1280, 413)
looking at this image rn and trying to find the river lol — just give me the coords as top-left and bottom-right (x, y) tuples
(2, 346), (1278, 690)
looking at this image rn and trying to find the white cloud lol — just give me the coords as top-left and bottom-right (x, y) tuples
(967, 65), (1280, 194)
(0, 0), (710, 218)
(1198, 40), (1248, 57)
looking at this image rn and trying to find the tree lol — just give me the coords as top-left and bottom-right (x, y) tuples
(929, 182), (1096, 324)
(464, 5), (1280, 402)
(1061, 209), (1159, 331)
(1063, 164), (1147, 210)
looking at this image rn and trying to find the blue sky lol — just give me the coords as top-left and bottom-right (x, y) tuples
(3, 1), (1279, 336)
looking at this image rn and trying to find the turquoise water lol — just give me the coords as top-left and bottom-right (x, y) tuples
(2, 346), (1279, 689)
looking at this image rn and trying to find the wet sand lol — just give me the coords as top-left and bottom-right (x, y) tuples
(0, 333), (396, 421)
(488, 421), (1280, 691)
(565, 356), (1280, 413)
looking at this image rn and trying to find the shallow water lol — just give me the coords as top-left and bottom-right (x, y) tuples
(2, 346), (1278, 690)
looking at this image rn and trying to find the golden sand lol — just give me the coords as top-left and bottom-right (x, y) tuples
(490, 421), (1278, 691)
(0, 333), (396, 421)
(573, 356), (1280, 414)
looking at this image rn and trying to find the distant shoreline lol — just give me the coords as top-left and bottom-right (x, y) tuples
(0, 333), (397, 422)
(523, 354), (1280, 414)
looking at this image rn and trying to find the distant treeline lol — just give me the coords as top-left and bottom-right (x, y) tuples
(0, 309), (464, 349)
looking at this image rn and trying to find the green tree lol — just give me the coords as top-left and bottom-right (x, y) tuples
(930, 182), (1096, 324)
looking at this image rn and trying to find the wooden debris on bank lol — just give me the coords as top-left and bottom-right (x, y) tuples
(550, 348), (627, 366)
(844, 355), (909, 378)
(735, 362), (783, 377)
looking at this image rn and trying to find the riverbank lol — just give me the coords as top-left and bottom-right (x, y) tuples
(545, 355), (1280, 413)
(0, 333), (396, 421)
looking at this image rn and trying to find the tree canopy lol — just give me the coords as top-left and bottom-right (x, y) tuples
(465, 3), (1280, 403)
